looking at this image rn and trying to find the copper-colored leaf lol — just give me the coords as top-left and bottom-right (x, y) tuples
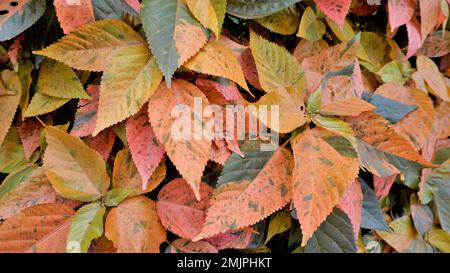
(53, 0), (94, 34)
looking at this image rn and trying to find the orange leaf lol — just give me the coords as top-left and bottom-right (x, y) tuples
(292, 128), (359, 246)
(166, 238), (218, 253)
(105, 196), (166, 253)
(53, 0), (94, 34)
(156, 178), (212, 240)
(419, 0), (441, 41)
(0, 204), (74, 253)
(18, 119), (42, 159)
(148, 80), (211, 200)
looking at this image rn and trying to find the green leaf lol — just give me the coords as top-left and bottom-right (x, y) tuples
(360, 179), (390, 231)
(377, 60), (406, 84)
(0, 127), (28, 174)
(227, 0), (302, 19)
(249, 31), (303, 93)
(66, 202), (106, 253)
(425, 159), (450, 232)
(265, 208), (292, 244)
(297, 7), (325, 41)
(92, 0), (139, 20)
(303, 208), (357, 253)
(426, 227), (450, 253)
(36, 59), (90, 99)
(312, 114), (354, 140)
(358, 32), (389, 72)
(43, 126), (110, 202)
(104, 188), (134, 207)
(255, 6), (300, 35)
(0, 70), (21, 146)
(24, 92), (69, 117)
(141, 0), (209, 86)
(361, 92), (417, 124)
(0, 0), (46, 41)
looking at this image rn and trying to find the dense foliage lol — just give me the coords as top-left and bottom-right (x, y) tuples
(0, 0), (449, 253)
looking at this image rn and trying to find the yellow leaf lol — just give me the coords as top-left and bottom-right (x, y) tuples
(43, 126), (110, 202)
(33, 19), (145, 71)
(291, 128), (359, 246)
(0, 70), (21, 146)
(249, 31), (303, 93)
(186, 0), (227, 37)
(297, 7), (326, 41)
(24, 92), (69, 118)
(312, 114), (355, 140)
(256, 6), (301, 35)
(427, 227), (450, 253)
(265, 208), (292, 244)
(184, 40), (249, 91)
(36, 59), (90, 99)
(93, 45), (162, 135)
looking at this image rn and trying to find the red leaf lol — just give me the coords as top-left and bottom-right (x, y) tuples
(71, 85), (100, 137)
(84, 128), (115, 161)
(126, 107), (165, 190)
(314, 0), (352, 26)
(18, 119), (42, 159)
(338, 180), (363, 241)
(373, 175), (397, 199)
(53, 0), (95, 34)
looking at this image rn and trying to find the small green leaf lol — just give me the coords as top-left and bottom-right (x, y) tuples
(297, 7), (325, 41)
(265, 208), (292, 244)
(104, 188), (134, 207)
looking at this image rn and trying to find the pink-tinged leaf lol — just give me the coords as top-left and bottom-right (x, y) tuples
(125, 0), (141, 13)
(71, 85), (100, 137)
(314, 0), (352, 26)
(419, 0), (441, 41)
(196, 78), (245, 103)
(406, 18), (422, 59)
(18, 119), (42, 159)
(388, 0), (416, 31)
(338, 180), (363, 241)
(206, 227), (256, 250)
(156, 178), (213, 240)
(373, 175), (397, 199)
(84, 128), (115, 161)
(53, 0), (95, 34)
(8, 35), (23, 71)
(209, 140), (231, 165)
(126, 107), (165, 190)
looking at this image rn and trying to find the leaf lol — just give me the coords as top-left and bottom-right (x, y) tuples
(24, 91), (69, 117)
(0, 127), (27, 174)
(377, 215), (435, 253)
(303, 208), (357, 253)
(0, 166), (62, 220)
(250, 31), (303, 93)
(18, 119), (42, 159)
(34, 19), (145, 71)
(338, 180), (363, 241)
(0, 70), (21, 146)
(43, 126), (110, 202)
(419, 0), (441, 41)
(166, 238), (218, 253)
(417, 31), (450, 58)
(184, 40), (249, 91)
(297, 6), (325, 41)
(311, 114), (355, 140)
(84, 128), (115, 161)
(105, 196), (166, 253)
(358, 32), (389, 72)
(104, 189), (134, 207)
(36, 59), (90, 99)
(93, 45), (163, 135)
(92, 0), (138, 20)
(195, 142), (293, 241)
(0, 203), (74, 252)
(66, 202), (105, 253)
(320, 96), (375, 117)
(255, 5), (300, 35)
(291, 128), (359, 246)
(112, 149), (166, 195)
(141, 0), (208, 86)
(347, 111), (435, 167)
(313, 0), (352, 26)
(126, 107), (165, 190)
(405, 18), (422, 59)
(254, 86), (309, 133)
(373, 175), (396, 199)
(387, 0), (415, 31)
(147, 80), (211, 200)
(186, 0), (226, 37)
(359, 179), (389, 231)
(265, 208), (292, 244)
(0, 0), (46, 41)
(156, 178), (213, 240)
(427, 227), (450, 253)
(226, 0), (301, 19)
(53, 0), (94, 34)
(71, 85), (100, 137)
(377, 61), (406, 84)
(425, 159), (450, 232)
(416, 55), (450, 102)
(362, 92), (417, 124)
(206, 225), (265, 250)
(411, 194), (433, 236)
